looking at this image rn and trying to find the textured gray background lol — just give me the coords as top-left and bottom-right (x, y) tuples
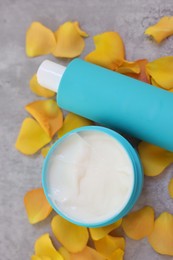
(1, 0), (173, 259)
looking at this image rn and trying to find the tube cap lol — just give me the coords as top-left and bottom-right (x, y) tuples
(37, 60), (66, 92)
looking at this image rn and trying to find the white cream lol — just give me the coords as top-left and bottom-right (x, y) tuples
(46, 130), (134, 224)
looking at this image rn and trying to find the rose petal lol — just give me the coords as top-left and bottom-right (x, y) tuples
(122, 206), (154, 240)
(52, 21), (87, 58)
(108, 249), (124, 260)
(125, 59), (150, 84)
(117, 60), (140, 74)
(24, 188), (52, 224)
(151, 77), (162, 88)
(168, 178), (173, 198)
(30, 74), (55, 98)
(59, 247), (71, 260)
(31, 256), (51, 260)
(15, 118), (51, 155)
(73, 21), (88, 37)
(51, 215), (89, 253)
(145, 16), (173, 43)
(85, 32), (125, 70)
(41, 146), (51, 158)
(34, 233), (63, 260)
(25, 100), (63, 138)
(70, 246), (106, 260)
(148, 212), (173, 256)
(94, 235), (125, 257)
(31, 256), (40, 260)
(26, 22), (56, 57)
(146, 57), (173, 90)
(58, 112), (93, 138)
(138, 142), (173, 176)
(89, 219), (122, 240)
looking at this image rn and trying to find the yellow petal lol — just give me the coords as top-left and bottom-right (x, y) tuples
(85, 32), (125, 70)
(26, 22), (56, 57)
(89, 219), (122, 240)
(168, 178), (173, 198)
(51, 215), (89, 253)
(108, 249), (124, 260)
(58, 112), (93, 138)
(70, 246), (106, 260)
(151, 77), (173, 92)
(94, 235), (125, 257)
(59, 247), (71, 260)
(138, 142), (173, 176)
(15, 118), (51, 155)
(41, 146), (51, 158)
(146, 56), (173, 90)
(73, 21), (88, 37)
(145, 16), (173, 43)
(122, 206), (154, 240)
(125, 59), (150, 84)
(30, 74), (55, 98)
(25, 100), (63, 138)
(148, 212), (173, 256)
(31, 256), (41, 260)
(117, 60), (140, 74)
(34, 233), (63, 260)
(151, 77), (162, 88)
(52, 21), (87, 58)
(31, 256), (51, 260)
(24, 188), (52, 224)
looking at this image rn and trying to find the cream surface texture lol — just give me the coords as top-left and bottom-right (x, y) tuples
(46, 131), (134, 224)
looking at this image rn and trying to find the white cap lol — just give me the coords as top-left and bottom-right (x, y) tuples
(37, 60), (66, 92)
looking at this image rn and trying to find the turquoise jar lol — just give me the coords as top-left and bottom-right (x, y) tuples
(42, 126), (143, 228)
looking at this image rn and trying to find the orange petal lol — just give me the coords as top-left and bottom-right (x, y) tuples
(30, 74), (55, 98)
(52, 21), (87, 58)
(34, 233), (63, 260)
(25, 100), (63, 138)
(15, 118), (51, 155)
(51, 215), (89, 253)
(117, 60), (140, 74)
(148, 212), (173, 256)
(70, 246), (106, 260)
(24, 188), (52, 224)
(89, 219), (122, 240)
(26, 22), (56, 57)
(73, 21), (88, 37)
(58, 112), (93, 138)
(145, 16), (173, 43)
(146, 56), (173, 90)
(168, 178), (173, 198)
(85, 32), (125, 70)
(94, 235), (125, 257)
(108, 249), (124, 260)
(122, 206), (154, 240)
(136, 59), (150, 83)
(41, 146), (51, 158)
(138, 142), (173, 176)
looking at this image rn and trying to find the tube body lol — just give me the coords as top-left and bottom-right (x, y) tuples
(57, 59), (173, 151)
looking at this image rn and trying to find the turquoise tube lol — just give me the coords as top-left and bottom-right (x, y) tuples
(57, 59), (173, 151)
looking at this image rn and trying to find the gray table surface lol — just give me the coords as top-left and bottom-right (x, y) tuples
(1, 0), (173, 259)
